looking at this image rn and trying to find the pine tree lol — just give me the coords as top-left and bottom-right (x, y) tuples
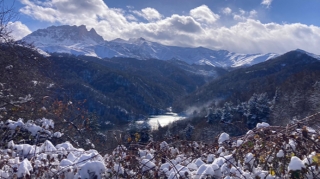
(246, 93), (270, 129)
(309, 81), (320, 112)
(221, 102), (233, 123)
(184, 123), (194, 140)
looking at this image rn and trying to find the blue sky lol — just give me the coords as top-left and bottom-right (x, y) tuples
(104, 0), (320, 25)
(5, 0), (320, 54)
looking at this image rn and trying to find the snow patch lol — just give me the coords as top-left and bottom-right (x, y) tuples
(256, 122), (270, 128)
(218, 132), (230, 144)
(288, 156), (305, 171)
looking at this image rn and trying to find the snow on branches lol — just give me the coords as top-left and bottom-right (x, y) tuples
(0, 115), (320, 178)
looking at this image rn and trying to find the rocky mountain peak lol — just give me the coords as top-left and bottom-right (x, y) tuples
(292, 49), (320, 60)
(23, 25), (104, 46)
(21, 25), (282, 67)
(128, 37), (148, 45)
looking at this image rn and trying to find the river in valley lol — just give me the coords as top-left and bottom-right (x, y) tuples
(136, 112), (186, 130)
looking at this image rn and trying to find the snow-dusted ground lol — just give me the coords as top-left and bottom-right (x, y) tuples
(2, 117), (320, 178)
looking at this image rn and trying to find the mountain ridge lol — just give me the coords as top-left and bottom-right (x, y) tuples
(22, 25), (278, 68)
(174, 50), (320, 112)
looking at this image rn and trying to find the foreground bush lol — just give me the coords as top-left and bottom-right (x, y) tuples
(0, 114), (320, 178)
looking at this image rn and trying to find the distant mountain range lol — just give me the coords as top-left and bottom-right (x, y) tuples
(5, 25), (320, 138)
(19, 25), (320, 131)
(22, 25), (278, 68)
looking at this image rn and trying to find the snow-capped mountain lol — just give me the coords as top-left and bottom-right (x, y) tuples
(95, 38), (278, 68)
(23, 25), (104, 56)
(23, 25), (278, 68)
(294, 49), (320, 60)
(24, 25), (104, 46)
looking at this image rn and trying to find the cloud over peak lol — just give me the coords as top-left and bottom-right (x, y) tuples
(189, 5), (220, 26)
(132, 7), (162, 21)
(7, 21), (32, 40)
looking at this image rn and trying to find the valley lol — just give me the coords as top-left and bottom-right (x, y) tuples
(13, 25), (320, 141)
(2, 40), (320, 178)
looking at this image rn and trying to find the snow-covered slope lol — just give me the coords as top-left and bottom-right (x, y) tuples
(22, 25), (279, 68)
(294, 49), (320, 60)
(22, 25), (104, 57)
(93, 38), (278, 68)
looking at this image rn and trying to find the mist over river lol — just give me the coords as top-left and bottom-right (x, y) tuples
(136, 112), (186, 130)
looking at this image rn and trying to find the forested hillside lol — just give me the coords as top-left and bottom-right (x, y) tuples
(166, 51), (320, 141)
(46, 53), (222, 127)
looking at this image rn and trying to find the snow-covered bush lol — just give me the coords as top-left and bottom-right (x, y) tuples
(1, 114), (320, 178)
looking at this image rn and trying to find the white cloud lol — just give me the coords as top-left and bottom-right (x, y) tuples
(261, 0), (273, 8)
(20, 0), (129, 40)
(233, 9), (257, 21)
(126, 5), (134, 10)
(7, 21), (32, 40)
(120, 14), (203, 45)
(233, 14), (245, 21)
(126, 14), (138, 21)
(19, 0), (320, 55)
(132, 7), (162, 21)
(190, 5), (220, 25)
(141, 8), (162, 21)
(222, 7), (232, 15)
(249, 10), (257, 17)
(202, 20), (320, 54)
(239, 9), (246, 15)
(162, 14), (203, 33)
